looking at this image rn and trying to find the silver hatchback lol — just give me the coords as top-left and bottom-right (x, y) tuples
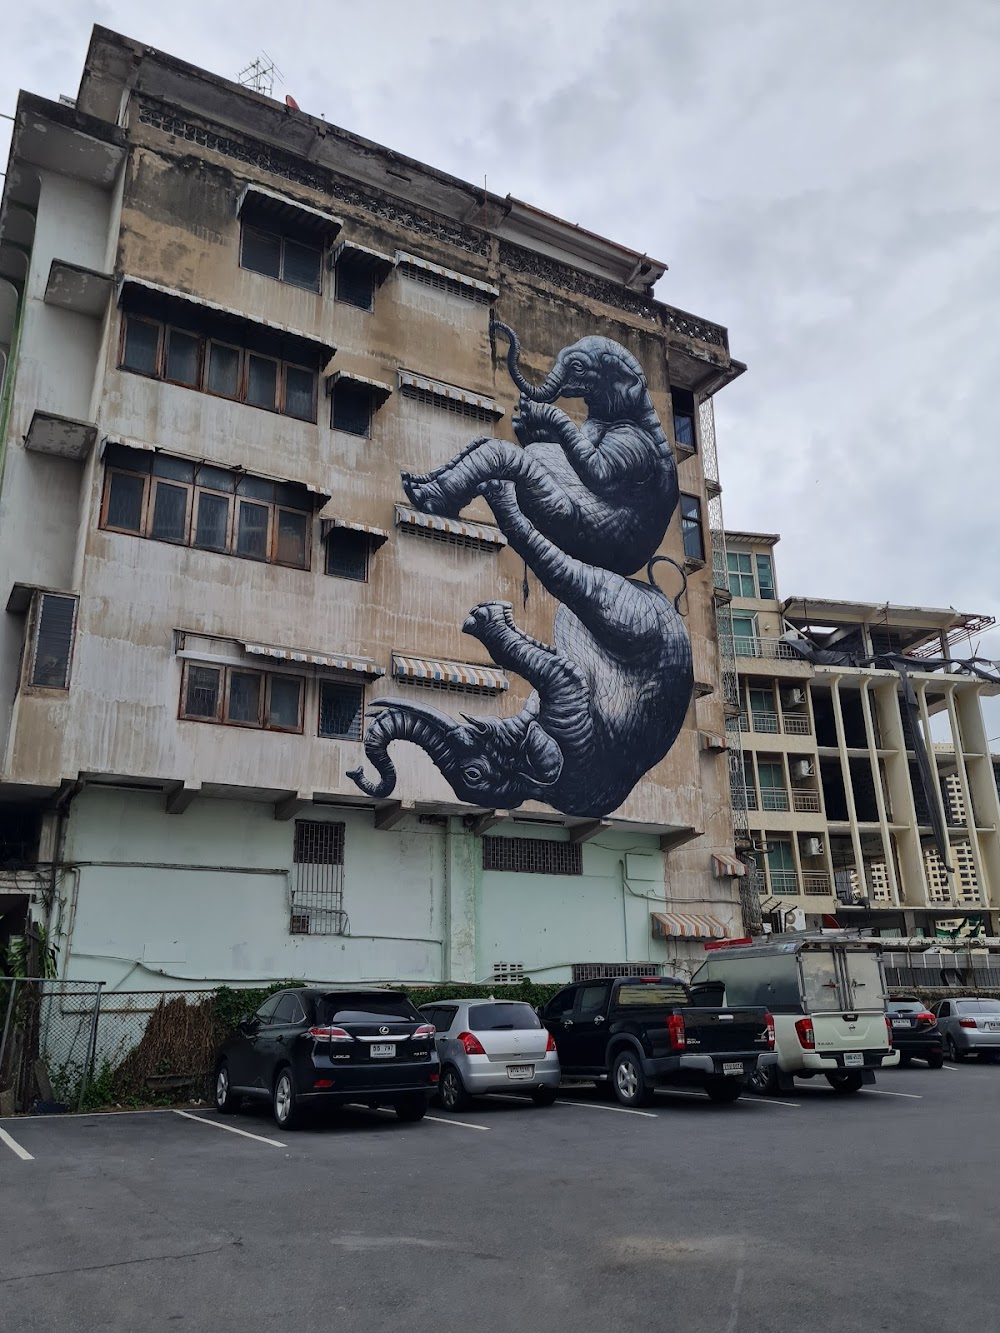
(933, 997), (1000, 1061)
(418, 998), (561, 1110)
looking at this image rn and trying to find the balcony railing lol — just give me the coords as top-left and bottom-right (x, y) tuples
(769, 870), (799, 895)
(760, 787), (790, 812)
(750, 711), (780, 734)
(783, 715), (812, 735)
(792, 791), (821, 813)
(803, 871), (832, 895)
(734, 636), (800, 660)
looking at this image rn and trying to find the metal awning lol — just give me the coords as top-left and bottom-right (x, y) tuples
(98, 435), (331, 500)
(331, 239), (396, 281)
(243, 642), (385, 677)
(651, 912), (729, 940)
(320, 517), (390, 548)
(395, 249), (499, 299)
(394, 503), (507, 549)
(699, 731), (727, 752)
(392, 654), (508, 692)
(398, 370), (503, 419)
(236, 184), (343, 239)
(326, 370), (393, 403)
(711, 854), (746, 879)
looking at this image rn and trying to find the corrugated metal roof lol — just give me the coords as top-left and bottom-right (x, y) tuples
(236, 184), (343, 237)
(394, 503), (507, 548)
(392, 654), (508, 692)
(397, 370), (503, 418)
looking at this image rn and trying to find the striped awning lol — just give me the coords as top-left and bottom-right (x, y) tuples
(711, 854), (747, 879)
(398, 370), (504, 419)
(243, 643), (385, 677)
(236, 184), (343, 239)
(326, 369), (393, 402)
(331, 238), (396, 278)
(320, 517), (390, 547)
(651, 912), (729, 940)
(392, 654), (508, 692)
(394, 503), (507, 549)
(699, 731), (727, 752)
(395, 249), (499, 298)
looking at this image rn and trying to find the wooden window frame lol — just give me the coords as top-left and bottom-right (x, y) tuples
(119, 315), (164, 379)
(246, 351), (282, 414)
(180, 663), (224, 722)
(101, 468), (150, 535)
(282, 361), (318, 423)
(205, 338), (244, 402)
(273, 505), (313, 570)
(234, 497), (273, 563)
(180, 662), (307, 733)
(148, 476), (194, 545)
(163, 324), (205, 389)
(223, 668), (266, 728)
(192, 486), (235, 553)
(266, 673), (305, 734)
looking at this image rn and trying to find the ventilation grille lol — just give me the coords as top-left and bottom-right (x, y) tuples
(401, 385), (496, 423)
(491, 962), (525, 983)
(399, 264), (494, 304)
(571, 963), (662, 982)
(482, 836), (583, 876)
(291, 820), (346, 935)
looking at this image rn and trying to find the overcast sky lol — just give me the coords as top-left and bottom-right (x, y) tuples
(3, 2), (999, 722)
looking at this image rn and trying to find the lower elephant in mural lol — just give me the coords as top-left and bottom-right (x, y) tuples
(347, 480), (693, 818)
(400, 321), (678, 577)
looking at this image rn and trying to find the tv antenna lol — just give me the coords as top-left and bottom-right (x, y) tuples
(237, 53), (282, 98)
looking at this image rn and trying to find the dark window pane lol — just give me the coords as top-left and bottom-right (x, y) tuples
(318, 681), (364, 740)
(194, 491), (230, 551)
(152, 454), (195, 482)
(325, 529), (369, 581)
(105, 472), (145, 532)
(30, 594), (76, 688)
(246, 354), (278, 410)
(207, 343), (240, 398)
(122, 318), (160, 375)
(227, 670), (262, 724)
(332, 385), (372, 437)
(104, 443), (151, 472)
(680, 495), (704, 560)
(150, 482), (188, 543)
(236, 474), (275, 502)
(284, 366), (316, 422)
(276, 509), (309, 568)
(756, 554), (775, 599)
(467, 1003), (541, 1031)
(165, 329), (201, 387)
(241, 226), (282, 279)
(336, 260), (375, 310)
(184, 665), (220, 718)
(674, 411), (695, 449)
(197, 464), (237, 493)
(269, 675), (302, 729)
(236, 500), (269, 559)
(274, 482), (311, 508)
(282, 238), (322, 291)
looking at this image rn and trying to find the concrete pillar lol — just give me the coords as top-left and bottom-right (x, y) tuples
(831, 677), (867, 895)
(443, 820), (477, 983)
(876, 679), (927, 906)
(859, 679), (901, 906)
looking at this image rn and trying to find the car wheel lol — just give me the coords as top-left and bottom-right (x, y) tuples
(439, 1065), (470, 1112)
(704, 1077), (743, 1104)
(272, 1067), (301, 1130)
(926, 1052), (944, 1070)
(394, 1094), (428, 1122)
(747, 1064), (778, 1095)
(530, 1087), (559, 1107)
(946, 1036), (965, 1062)
(214, 1059), (241, 1114)
(824, 1071), (864, 1094)
(612, 1049), (654, 1107)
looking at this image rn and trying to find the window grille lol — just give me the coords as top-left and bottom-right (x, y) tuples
(331, 384), (373, 437)
(399, 264), (494, 304)
(325, 529), (370, 581)
(30, 594), (78, 689)
(482, 836), (582, 876)
(491, 962), (525, 983)
(290, 820), (346, 935)
(318, 681), (364, 740)
(400, 385), (496, 424)
(571, 963), (662, 982)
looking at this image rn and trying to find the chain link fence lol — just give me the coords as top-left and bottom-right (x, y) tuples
(0, 979), (103, 1113)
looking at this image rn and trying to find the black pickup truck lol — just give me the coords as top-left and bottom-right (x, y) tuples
(539, 976), (776, 1105)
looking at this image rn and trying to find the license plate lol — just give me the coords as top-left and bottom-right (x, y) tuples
(370, 1044), (395, 1059)
(722, 1062), (744, 1076)
(844, 1052), (864, 1067)
(507, 1064), (534, 1079)
(891, 1019), (909, 1028)
(987, 1022), (1000, 1032)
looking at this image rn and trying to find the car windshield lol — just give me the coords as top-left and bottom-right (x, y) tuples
(957, 1000), (1000, 1014)
(467, 1002), (541, 1030)
(615, 982), (689, 1007)
(317, 993), (421, 1024)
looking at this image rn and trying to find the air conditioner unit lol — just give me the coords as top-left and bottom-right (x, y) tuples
(803, 837), (825, 858)
(792, 759), (815, 780)
(784, 688), (805, 706)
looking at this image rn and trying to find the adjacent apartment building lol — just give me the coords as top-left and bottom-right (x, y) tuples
(0, 28), (748, 988)
(724, 531), (1000, 938)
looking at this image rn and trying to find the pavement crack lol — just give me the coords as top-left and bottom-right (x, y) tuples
(0, 1242), (231, 1284)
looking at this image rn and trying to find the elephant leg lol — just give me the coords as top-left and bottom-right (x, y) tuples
(401, 439), (572, 521)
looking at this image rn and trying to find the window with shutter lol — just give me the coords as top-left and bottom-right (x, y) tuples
(29, 594), (78, 689)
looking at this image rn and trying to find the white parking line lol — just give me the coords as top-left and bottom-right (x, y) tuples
(741, 1096), (801, 1109)
(424, 1115), (490, 1132)
(0, 1125), (34, 1161)
(557, 1099), (657, 1119)
(172, 1109), (286, 1147)
(865, 1089), (922, 1100)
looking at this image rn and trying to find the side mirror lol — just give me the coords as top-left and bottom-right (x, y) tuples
(238, 1014), (254, 1029)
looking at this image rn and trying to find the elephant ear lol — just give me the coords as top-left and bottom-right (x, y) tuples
(520, 720), (564, 788)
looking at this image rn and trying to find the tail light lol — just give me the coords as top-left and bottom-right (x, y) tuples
(545, 1031), (557, 1053)
(763, 1013), (775, 1049)
(917, 1012), (935, 1025)
(308, 1026), (353, 1042)
(666, 1013), (686, 1050)
(885, 1017), (893, 1048)
(959, 1018), (978, 1029)
(413, 1023), (436, 1040)
(795, 1017), (815, 1050)
(457, 1031), (486, 1055)
(313, 1079), (334, 1089)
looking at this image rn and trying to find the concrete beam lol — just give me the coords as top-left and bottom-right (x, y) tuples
(470, 810), (508, 836)
(659, 826), (700, 854)
(274, 791), (311, 821)
(165, 782), (201, 815)
(569, 819), (610, 845)
(374, 800), (413, 831)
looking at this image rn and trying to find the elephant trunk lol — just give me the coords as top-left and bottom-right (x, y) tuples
(347, 701), (460, 799)
(490, 319), (563, 402)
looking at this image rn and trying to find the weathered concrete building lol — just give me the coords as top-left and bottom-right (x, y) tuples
(0, 28), (748, 986)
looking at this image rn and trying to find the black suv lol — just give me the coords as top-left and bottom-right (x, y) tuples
(213, 986), (439, 1128)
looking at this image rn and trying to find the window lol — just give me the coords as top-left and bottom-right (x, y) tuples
(731, 613), (758, 656)
(576, 984), (611, 1018)
(335, 257), (376, 311)
(180, 662), (304, 733)
(749, 685), (778, 733)
(766, 839), (797, 895)
(482, 836), (583, 876)
(253, 994), (282, 1023)
(671, 387), (696, 451)
(291, 820), (346, 937)
(325, 529), (370, 581)
(318, 680), (365, 741)
(467, 1003), (541, 1030)
(758, 761), (788, 811)
(240, 224), (323, 293)
(728, 551), (755, 598)
(680, 493), (705, 561)
(101, 445), (313, 570)
(29, 593), (78, 689)
(332, 384), (373, 437)
(755, 553), (775, 600)
(118, 312), (320, 423)
(272, 993), (305, 1024)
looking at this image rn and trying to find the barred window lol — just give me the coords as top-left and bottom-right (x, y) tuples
(318, 680), (365, 741)
(331, 384), (373, 437)
(294, 820), (345, 865)
(324, 528), (370, 581)
(571, 963), (662, 982)
(291, 820), (346, 936)
(482, 836), (582, 876)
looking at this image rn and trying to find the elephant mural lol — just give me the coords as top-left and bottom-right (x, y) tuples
(347, 321), (695, 818)
(400, 321), (678, 577)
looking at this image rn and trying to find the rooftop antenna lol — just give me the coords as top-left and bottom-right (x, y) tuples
(237, 53), (282, 98)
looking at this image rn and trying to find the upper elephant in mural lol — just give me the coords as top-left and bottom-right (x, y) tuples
(400, 321), (678, 577)
(347, 480), (693, 818)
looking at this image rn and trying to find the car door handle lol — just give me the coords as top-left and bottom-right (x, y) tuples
(594, 1016), (605, 1024)
(562, 1020), (574, 1027)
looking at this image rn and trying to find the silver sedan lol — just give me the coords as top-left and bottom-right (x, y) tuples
(418, 998), (561, 1110)
(933, 997), (1000, 1061)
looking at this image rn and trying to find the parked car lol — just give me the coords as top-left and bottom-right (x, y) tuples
(418, 998), (561, 1110)
(538, 975), (775, 1106)
(692, 935), (899, 1095)
(884, 995), (944, 1068)
(214, 986), (439, 1128)
(933, 997), (1000, 1062)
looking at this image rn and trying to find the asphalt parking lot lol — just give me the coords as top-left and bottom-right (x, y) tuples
(2, 1062), (998, 1333)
